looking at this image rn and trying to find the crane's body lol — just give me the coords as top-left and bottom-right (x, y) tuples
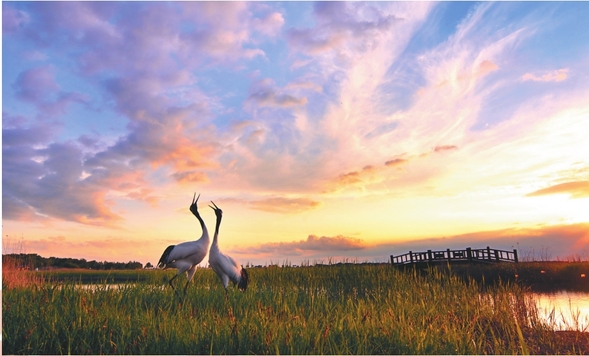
(157, 193), (210, 295)
(208, 202), (249, 297)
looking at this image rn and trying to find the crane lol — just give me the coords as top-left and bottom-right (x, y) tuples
(208, 201), (249, 298)
(157, 193), (210, 295)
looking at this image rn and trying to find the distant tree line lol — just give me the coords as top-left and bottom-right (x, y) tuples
(2, 253), (143, 270)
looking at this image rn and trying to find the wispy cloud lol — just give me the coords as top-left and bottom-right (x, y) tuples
(246, 234), (366, 256)
(526, 181), (589, 199)
(217, 196), (322, 214)
(249, 197), (322, 214)
(433, 145), (458, 153)
(246, 78), (308, 108)
(522, 68), (569, 82)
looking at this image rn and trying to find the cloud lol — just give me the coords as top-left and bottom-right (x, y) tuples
(248, 234), (366, 256)
(19, 235), (164, 263)
(12, 65), (90, 117)
(431, 59), (499, 91)
(2, 128), (126, 225)
(171, 171), (210, 184)
(325, 144), (458, 193)
(2, 4), (30, 33)
(246, 78), (308, 108)
(347, 223), (589, 264)
(2, 118), (181, 226)
(248, 197), (322, 214)
(238, 223), (586, 264)
(13, 66), (60, 102)
(433, 145), (458, 153)
(251, 7), (285, 37)
(287, 2), (402, 55)
(328, 165), (382, 191)
(384, 158), (407, 167)
(526, 181), (589, 199)
(522, 68), (569, 82)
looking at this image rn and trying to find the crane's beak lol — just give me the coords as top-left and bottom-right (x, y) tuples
(192, 193), (200, 205)
(210, 201), (219, 210)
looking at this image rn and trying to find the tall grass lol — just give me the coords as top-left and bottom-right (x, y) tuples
(2, 237), (45, 289)
(3, 264), (587, 354)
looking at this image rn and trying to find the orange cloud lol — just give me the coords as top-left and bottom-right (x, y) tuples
(153, 141), (216, 171)
(433, 145), (458, 153)
(327, 165), (381, 191)
(246, 234), (366, 256)
(171, 170), (210, 184)
(249, 197), (322, 214)
(385, 158), (407, 167)
(433, 60), (499, 89)
(126, 188), (159, 207)
(522, 68), (568, 82)
(526, 181), (589, 199)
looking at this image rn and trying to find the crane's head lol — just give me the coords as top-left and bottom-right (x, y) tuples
(189, 193), (200, 216)
(209, 201), (223, 218)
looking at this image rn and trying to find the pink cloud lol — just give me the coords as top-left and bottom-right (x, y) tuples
(246, 234), (366, 257)
(287, 2), (401, 55)
(251, 10), (285, 37)
(172, 171), (210, 184)
(248, 197), (322, 214)
(14, 66), (60, 102)
(433, 145), (458, 153)
(246, 78), (308, 108)
(522, 68), (569, 82)
(526, 181), (589, 199)
(2, 4), (30, 33)
(385, 158), (407, 167)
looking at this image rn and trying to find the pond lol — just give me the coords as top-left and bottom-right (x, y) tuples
(532, 291), (589, 331)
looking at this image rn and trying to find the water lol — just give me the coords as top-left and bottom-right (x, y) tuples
(532, 291), (589, 331)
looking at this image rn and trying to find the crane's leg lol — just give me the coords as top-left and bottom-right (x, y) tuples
(168, 273), (179, 291)
(183, 265), (198, 295)
(220, 274), (230, 299)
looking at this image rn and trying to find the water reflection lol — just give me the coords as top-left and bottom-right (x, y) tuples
(532, 291), (589, 331)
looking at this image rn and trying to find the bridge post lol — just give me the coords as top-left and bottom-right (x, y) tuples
(409, 251), (413, 264)
(466, 247), (472, 262)
(447, 248), (451, 262)
(427, 250), (432, 262)
(495, 249), (499, 262)
(487, 246), (492, 261)
(390, 255), (394, 264)
(513, 249), (518, 263)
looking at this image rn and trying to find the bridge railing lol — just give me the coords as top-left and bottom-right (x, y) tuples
(390, 247), (518, 266)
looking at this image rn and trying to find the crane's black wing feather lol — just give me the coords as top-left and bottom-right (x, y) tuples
(157, 245), (175, 268)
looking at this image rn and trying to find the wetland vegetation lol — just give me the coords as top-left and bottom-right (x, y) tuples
(3, 259), (589, 354)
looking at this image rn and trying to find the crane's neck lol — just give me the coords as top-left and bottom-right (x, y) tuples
(212, 214), (222, 247)
(195, 213), (210, 243)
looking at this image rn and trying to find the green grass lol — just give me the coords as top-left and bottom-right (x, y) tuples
(3, 264), (587, 354)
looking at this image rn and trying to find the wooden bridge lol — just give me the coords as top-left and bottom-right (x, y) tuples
(390, 246), (518, 267)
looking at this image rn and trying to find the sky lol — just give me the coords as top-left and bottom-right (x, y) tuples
(2, 1), (589, 267)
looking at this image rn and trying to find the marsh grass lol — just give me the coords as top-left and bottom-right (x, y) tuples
(3, 265), (588, 354)
(2, 238), (45, 289)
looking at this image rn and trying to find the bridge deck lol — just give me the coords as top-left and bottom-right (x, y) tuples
(391, 247), (518, 266)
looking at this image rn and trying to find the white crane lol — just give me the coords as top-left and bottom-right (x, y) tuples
(208, 201), (249, 298)
(157, 193), (210, 295)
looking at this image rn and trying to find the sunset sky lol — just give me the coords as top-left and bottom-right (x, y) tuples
(2, 1), (589, 267)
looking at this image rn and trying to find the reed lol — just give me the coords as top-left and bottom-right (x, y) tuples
(3, 264), (587, 354)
